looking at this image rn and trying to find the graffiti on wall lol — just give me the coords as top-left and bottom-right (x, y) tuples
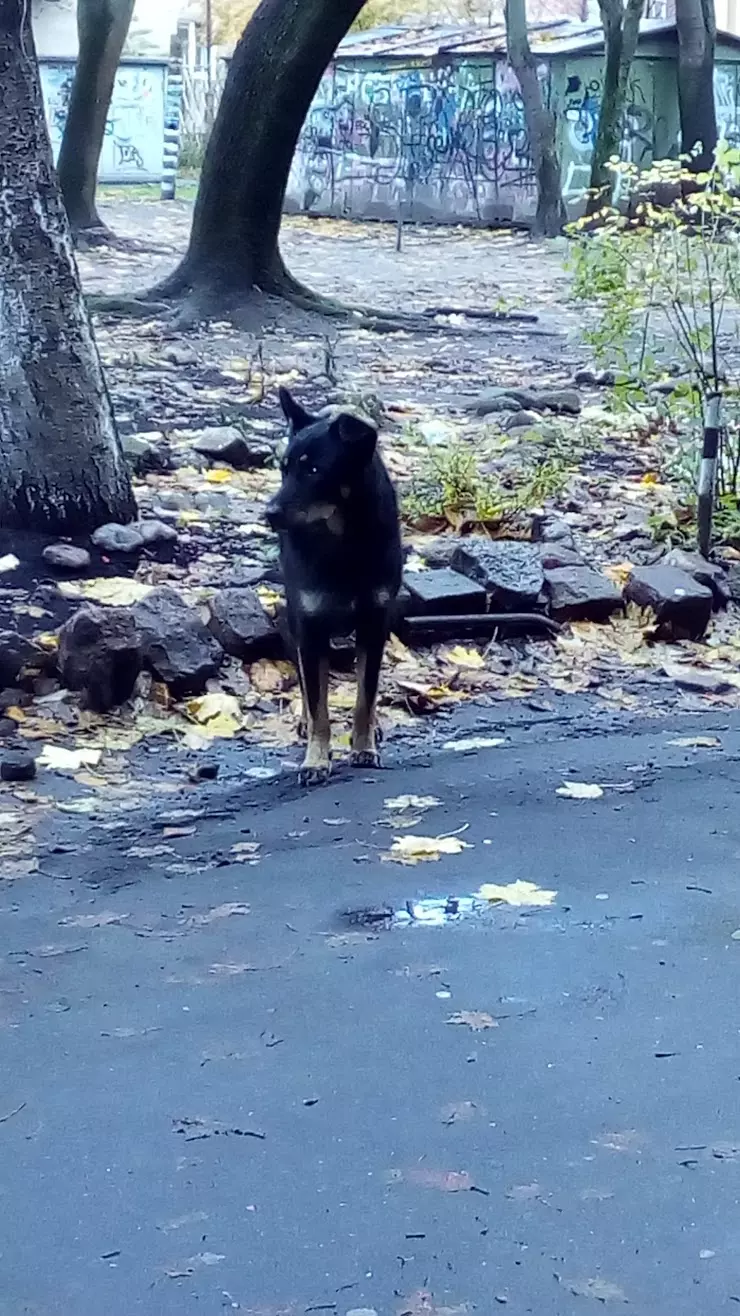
(40, 61), (165, 182)
(561, 67), (656, 202)
(715, 64), (740, 146)
(287, 59), (547, 224)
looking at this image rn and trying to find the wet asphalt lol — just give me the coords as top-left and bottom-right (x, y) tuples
(2, 706), (740, 1315)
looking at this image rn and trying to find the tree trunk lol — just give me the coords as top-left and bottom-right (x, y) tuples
(156, 0), (367, 310)
(676, 0), (717, 172)
(0, 3), (136, 534)
(57, 0), (136, 235)
(504, 0), (566, 237)
(587, 0), (645, 213)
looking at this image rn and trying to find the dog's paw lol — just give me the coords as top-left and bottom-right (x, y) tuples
(350, 748), (381, 769)
(297, 718), (307, 741)
(298, 763), (332, 787)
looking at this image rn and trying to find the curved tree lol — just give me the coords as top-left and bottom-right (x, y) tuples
(504, 0), (566, 237)
(139, 0), (368, 320)
(57, 0), (136, 241)
(0, 0), (135, 533)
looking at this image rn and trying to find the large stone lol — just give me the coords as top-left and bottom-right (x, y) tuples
(207, 588), (279, 660)
(121, 432), (172, 476)
(467, 386), (581, 417)
(451, 538), (544, 609)
(58, 605), (142, 712)
(531, 513), (577, 550)
(625, 566), (713, 639)
(662, 548), (730, 608)
(92, 522), (145, 554)
(0, 632), (43, 690)
(139, 519), (178, 546)
(537, 543), (583, 570)
(190, 426), (272, 469)
(545, 566), (623, 622)
(403, 568), (487, 615)
(42, 543), (91, 572)
(133, 586), (223, 696)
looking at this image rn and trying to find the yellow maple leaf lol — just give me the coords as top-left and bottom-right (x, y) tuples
(476, 880), (557, 906)
(383, 834), (471, 865)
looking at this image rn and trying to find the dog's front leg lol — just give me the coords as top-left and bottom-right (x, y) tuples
(351, 610), (388, 768)
(296, 636), (331, 785)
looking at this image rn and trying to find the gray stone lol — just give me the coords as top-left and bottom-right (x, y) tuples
(42, 543), (91, 572)
(537, 543), (584, 570)
(545, 566), (623, 622)
(468, 392), (522, 416)
(724, 563), (740, 605)
(139, 519), (178, 546)
(92, 522), (145, 554)
(0, 632), (42, 690)
(190, 426), (272, 469)
(625, 566), (713, 639)
(121, 432), (172, 476)
(502, 410), (540, 431)
(403, 568), (487, 615)
(451, 538), (544, 609)
(531, 513), (577, 549)
(536, 389), (582, 415)
(0, 751), (37, 783)
(666, 666), (734, 695)
(662, 548), (730, 608)
(133, 586), (223, 696)
(58, 605), (142, 712)
(206, 588), (279, 660)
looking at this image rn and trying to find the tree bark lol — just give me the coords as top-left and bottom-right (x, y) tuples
(57, 0), (136, 236)
(676, 0), (717, 172)
(586, 0), (645, 213)
(152, 0), (367, 311)
(504, 0), (566, 237)
(0, 2), (136, 534)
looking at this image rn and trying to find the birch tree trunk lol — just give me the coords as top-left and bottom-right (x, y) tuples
(0, 1), (136, 534)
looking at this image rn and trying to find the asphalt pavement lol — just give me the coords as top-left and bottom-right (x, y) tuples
(2, 706), (740, 1315)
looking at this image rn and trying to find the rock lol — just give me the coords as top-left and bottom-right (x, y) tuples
(535, 389), (582, 415)
(121, 432), (172, 476)
(58, 605), (142, 712)
(206, 588), (279, 660)
(531, 513), (577, 549)
(545, 566), (623, 622)
(139, 519), (178, 546)
(133, 586), (223, 696)
(0, 632), (43, 690)
(403, 568), (487, 615)
(468, 391), (522, 416)
(573, 368), (617, 387)
(502, 410), (540, 431)
(188, 760), (220, 782)
(451, 538), (544, 609)
(0, 718), (16, 738)
(537, 543), (584, 569)
(92, 522), (145, 554)
(0, 751), (37, 783)
(724, 563), (740, 605)
(662, 548), (730, 608)
(42, 543), (91, 572)
(625, 566), (713, 639)
(0, 688), (30, 712)
(190, 425), (271, 469)
(163, 346), (198, 366)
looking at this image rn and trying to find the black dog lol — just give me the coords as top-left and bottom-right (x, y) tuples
(265, 388), (402, 784)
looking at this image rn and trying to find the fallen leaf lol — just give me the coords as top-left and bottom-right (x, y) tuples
(447, 1011), (498, 1032)
(185, 691), (242, 738)
(185, 902), (250, 926)
(57, 577), (153, 606)
(384, 794), (441, 812)
(0, 553), (20, 573)
(476, 880), (557, 907)
(248, 659), (297, 695)
(440, 645), (485, 669)
(405, 1168), (473, 1192)
(203, 468), (232, 483)
(37, 745), (102, 773)
(443, 736), (507, 751)
(562, 1276), (627, 1303)
(384, 834), (471, 865)
(668, 736), (721, 749)
(556, 781), (604, 800)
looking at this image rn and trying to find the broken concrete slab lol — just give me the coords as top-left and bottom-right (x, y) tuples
(403, 568), (487, 616)
(662, 548), (730, 608)
(207, 588), (279, 660)
(133, 587), (223, 697)
(625, 566), (713, 639)
(545, 565), (623, 622)
(451, 538), (544, 609)
(58, 605), (142, 713)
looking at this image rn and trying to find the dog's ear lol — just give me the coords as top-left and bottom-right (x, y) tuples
(279, 387), (315, 433)
(334, 413), (377, 467)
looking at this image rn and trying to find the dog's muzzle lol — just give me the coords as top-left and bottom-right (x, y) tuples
(265, 498), (288, 532)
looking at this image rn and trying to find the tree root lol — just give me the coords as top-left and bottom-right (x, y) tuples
(73, 225), (173, 256)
